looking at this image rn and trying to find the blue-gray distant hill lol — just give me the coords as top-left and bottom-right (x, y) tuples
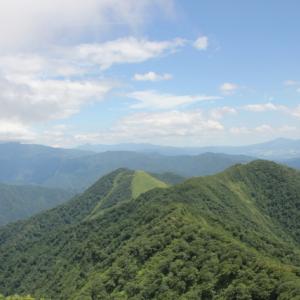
(78, 138), (300, 160)
(0, 143), (253, 191)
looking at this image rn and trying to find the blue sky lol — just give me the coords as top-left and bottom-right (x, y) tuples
(0, 0), (299, 147)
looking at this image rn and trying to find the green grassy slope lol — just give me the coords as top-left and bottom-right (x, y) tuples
(0, 184), (73, 226)
(0, 161), (300, 299)
(132, 171), (168, 199)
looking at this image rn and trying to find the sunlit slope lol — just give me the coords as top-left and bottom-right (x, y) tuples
(132, 170), (168, 198)
(0, 161), (300, 299)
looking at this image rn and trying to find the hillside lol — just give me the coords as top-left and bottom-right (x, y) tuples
(0, 143), (253, 192)
(0, 161), (300, 299)
(0, 184), (73, 226)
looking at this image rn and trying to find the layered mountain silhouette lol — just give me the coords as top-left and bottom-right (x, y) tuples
(0, 142), (252, 192)
(0, 161), (299, 299)
(78, 138), (300, 159)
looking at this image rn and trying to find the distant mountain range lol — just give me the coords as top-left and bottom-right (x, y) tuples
(0, 161), (299, 299)
(0, 142), (253, 191)
(78, 137), (300, 159)
(0, 183), (73, 226)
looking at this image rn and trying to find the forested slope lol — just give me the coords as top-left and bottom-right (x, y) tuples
(0, 183), (73, 226)
(0, 161), (299, 299)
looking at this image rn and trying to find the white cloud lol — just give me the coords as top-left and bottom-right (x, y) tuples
(128, 90), (222, 110)
(210, 106), (237, 119)
(133, 71), (172, 81)
(230, 124), (296, 136)
(243, 102), (287, 112)
(65, 37), (186, 70)
(220, 82), (239, 94)
(0, 0), (175, 52)
(0, 120), (35, 141)
(73, 110), (224, 145)
(0, 77), (114, 123)
(0, 34), (189, 126)
(194, 36), (209, 50)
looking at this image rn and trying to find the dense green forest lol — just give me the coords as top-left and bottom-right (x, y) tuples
(0, 295), (39, 300)
(0, 161), (300, 299)
(0, 183), (73, 226)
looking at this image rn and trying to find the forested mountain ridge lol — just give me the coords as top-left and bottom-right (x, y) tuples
(0, 183), (73, 226)
(0, 161), (300, 299)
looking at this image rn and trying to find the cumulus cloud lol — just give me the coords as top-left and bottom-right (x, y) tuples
(0, 120), (35, 141)
(133, 71), (172, 81)
(0, 35), (187, 127)
(220, 82), (239, 94)
(0, 0), (175, 52)
(64, 37), (186, 70)
(0, 77), (114, 123)
(73, 110), (224, 145)
(193, 36), (209, 50)
(128, 90), (222, 110)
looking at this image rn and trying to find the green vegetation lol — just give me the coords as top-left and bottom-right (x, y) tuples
(0, 161), (300, 299)
(132, 171), (168, 198)
(0, 183), (73, 226)
(149, 172), (186, 185)
(0, 295), (34, 300)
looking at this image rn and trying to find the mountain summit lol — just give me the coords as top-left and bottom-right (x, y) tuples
(0, 161), (299, 299)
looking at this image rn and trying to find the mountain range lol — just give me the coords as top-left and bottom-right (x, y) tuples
(78, 138), (300, 160)
(0, 142), (253, 192)
(0, 161), (299, 299)
(0, 183), (73, 226)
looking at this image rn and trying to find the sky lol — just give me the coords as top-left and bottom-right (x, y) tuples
(0, 0), (299, 147)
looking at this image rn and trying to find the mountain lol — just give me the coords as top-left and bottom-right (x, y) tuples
(0, 183), (73, 226)
(0, 142), (91, 187)
(44, 152), (253, 191)
(78, 138), (300, 159)
(0, 161), (300, 299)
(283, 157), (300, 170)
(0, 142), (252, 191)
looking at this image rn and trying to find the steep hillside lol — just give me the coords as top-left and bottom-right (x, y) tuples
(0, 161), (300, 299)
(0, 184), (73, 226)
